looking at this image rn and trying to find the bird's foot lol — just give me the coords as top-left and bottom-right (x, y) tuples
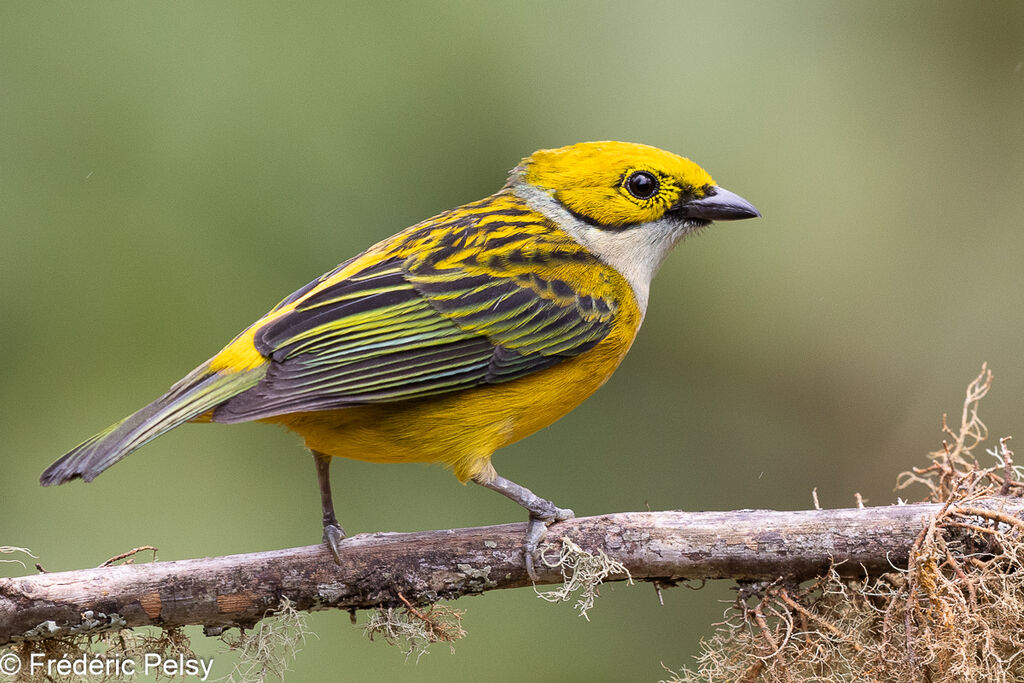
(323, 523), (346, 564)
(524, 504), (574, 581)
(471, 470), (575, 580)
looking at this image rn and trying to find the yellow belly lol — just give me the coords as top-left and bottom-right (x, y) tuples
(261, 309), (640, 483)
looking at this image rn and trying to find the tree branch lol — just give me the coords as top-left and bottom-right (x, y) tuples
(4, 498), (1023, 646)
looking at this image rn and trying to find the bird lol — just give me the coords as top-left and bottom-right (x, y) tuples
(41, 141), (760, 577)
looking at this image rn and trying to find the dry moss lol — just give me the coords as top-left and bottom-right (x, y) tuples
(5, 627), (197, 683)
(1, 597), (308, 683)
(363, 593), (466, 661)
(536, 536), (633, 620)
(219, 596), (311, 683)
(667, 364), (1024, 683)
(0, 547), (36, 569)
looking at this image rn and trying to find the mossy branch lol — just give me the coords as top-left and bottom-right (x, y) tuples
(4, 499), (1024, 646)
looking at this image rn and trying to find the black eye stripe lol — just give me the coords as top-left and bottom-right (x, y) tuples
(624, 171), (659, 200)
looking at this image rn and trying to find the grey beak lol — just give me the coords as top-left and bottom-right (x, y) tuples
(676, 186), (760, 221)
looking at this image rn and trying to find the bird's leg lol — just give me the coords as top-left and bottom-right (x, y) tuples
(473, 470), (574, 580)
(313, 450), (346, 564)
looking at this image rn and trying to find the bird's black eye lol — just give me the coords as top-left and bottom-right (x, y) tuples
(624, 171), (659, 200)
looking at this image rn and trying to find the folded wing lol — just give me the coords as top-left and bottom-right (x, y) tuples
(213, 230), (618, 423)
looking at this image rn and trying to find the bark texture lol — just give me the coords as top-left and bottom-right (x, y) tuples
(4, 499), (1022, 646)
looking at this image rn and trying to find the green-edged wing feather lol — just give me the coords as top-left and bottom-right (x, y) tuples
(213, 230), (618, 423)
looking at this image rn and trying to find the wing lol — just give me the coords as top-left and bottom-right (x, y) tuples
(212, 199), (620, 423)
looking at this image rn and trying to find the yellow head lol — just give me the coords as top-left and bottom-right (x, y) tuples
(508, 141), (760, 312)
(518, 141), (724, 228)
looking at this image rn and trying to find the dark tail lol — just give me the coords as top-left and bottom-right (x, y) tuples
(41, 364), (266, 485)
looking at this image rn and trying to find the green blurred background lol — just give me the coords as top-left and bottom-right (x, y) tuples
(2, 1), (1023, 680)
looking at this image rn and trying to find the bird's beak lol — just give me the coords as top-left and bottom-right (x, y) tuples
(675, 186), (760, 221)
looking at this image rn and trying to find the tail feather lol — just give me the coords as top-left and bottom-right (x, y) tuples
(41, 364), (267, 486)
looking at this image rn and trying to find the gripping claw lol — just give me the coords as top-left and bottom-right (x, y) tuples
(523, 505), (575, 579)
(323, 522), (346, 564)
